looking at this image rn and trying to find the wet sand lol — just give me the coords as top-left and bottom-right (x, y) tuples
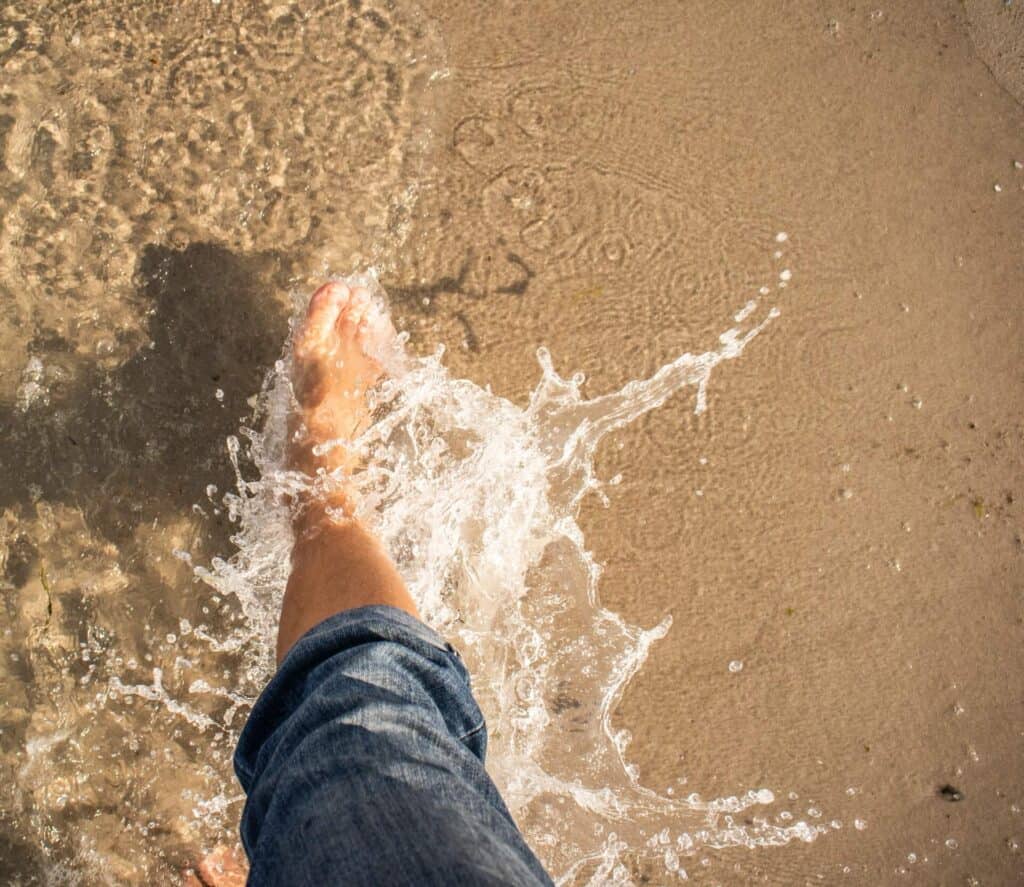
(393, 0), (1024, 872)
(396, 1), (1024, 881)
(1, 0), (1022, 884)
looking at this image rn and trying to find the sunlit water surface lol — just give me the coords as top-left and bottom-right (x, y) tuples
(0, 2), (839, 883)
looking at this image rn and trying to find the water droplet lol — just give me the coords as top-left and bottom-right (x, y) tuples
(172, 273), (796, 869)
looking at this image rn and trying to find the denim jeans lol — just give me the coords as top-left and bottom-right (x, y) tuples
(235, 605), (554, 886)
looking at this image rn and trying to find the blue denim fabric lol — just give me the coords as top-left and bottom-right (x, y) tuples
(235, 605), (554, 886)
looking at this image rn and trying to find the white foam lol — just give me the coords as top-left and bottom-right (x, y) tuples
(107, 669), (221, 734)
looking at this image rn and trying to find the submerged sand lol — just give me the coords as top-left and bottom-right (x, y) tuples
(1, 0), (1022, 884)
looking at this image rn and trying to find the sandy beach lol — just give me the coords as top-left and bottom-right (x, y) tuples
(1, 1), (1022, 884)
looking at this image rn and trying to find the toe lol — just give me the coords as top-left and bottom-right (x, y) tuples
(195, 845), (248, 887)
(339, 286), (373, 333)
(357, 299), (397, 358)
(297, 282), (349, 355)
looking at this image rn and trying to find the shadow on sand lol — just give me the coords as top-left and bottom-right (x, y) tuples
(0, 242), (292, 547)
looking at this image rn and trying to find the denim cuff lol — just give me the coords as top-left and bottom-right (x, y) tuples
(235, 604), (474, 788)
(282, 604), (459, 664)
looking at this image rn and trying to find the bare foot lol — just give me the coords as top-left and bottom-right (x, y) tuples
(182, 845), (248, 887)
(289, 280), (395, 479)
(275, 280), (417, 663)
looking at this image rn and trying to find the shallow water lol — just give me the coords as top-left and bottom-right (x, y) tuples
(0, 1), (444, 880)
(2, 0), (1024, 885)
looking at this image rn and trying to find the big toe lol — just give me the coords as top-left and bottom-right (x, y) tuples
(296, 281), (349, 357)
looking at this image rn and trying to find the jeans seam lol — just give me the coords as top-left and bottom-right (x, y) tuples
(457, 720), (486, 744)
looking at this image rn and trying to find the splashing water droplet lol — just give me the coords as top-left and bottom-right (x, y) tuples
(193, 273), (829, 878)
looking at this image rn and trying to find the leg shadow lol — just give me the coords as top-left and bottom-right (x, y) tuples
(0, 242), (291, 548)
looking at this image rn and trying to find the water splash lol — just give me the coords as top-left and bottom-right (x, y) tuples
(198, 272), (829, 883)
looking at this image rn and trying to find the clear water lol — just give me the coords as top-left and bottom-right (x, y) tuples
(0, 2), (837, 881)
